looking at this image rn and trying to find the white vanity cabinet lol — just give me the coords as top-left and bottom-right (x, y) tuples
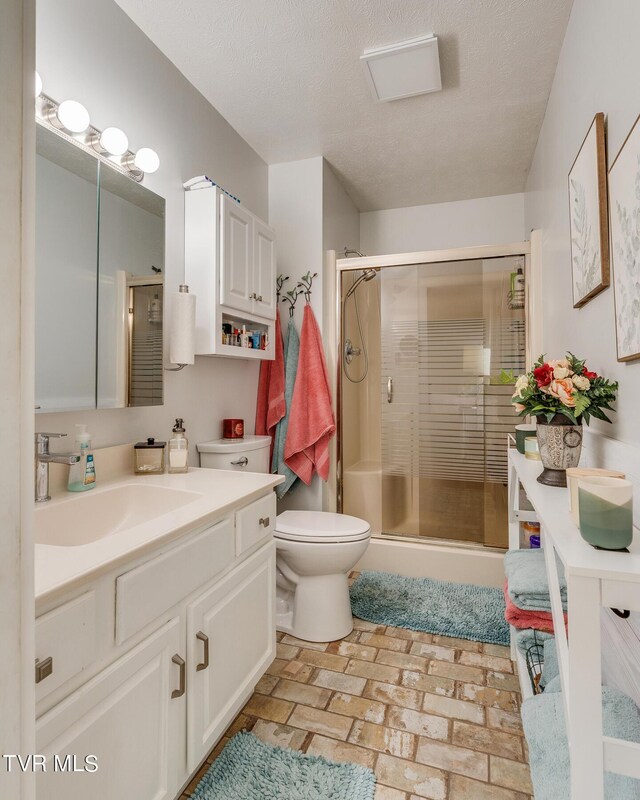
(37, 618), (184, 800)
(187, 542), (275, 769)
(185, 181), (277, 360)
(35, 487), (278, 800)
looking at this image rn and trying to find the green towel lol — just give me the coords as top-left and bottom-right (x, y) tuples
(272, 319), (300, 499)
(505, 548), (567, 612)
(540, 637), (559, 688)
(522, 685), (640, 799)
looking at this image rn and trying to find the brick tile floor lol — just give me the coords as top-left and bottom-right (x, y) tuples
(180, 573), (532, 799)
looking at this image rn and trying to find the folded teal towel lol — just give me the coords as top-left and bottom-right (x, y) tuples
(540, 637), (559, 688)
(515, 628), (553, 656)
(272, 319), (300, 499)
(544, 675), (562, 693)
(522, 686), (640, 799)
(505, 548), (567, 612)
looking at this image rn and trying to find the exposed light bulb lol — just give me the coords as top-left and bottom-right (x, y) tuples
(57, 100), (90, 133)
(133, 147), (160, 173)
(100, 126), (129, 156)
(35, 71), (42, 97)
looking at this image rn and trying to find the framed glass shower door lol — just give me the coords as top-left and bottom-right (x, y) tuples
(340, 255), (526, 548)
(380, 262), (487, 542)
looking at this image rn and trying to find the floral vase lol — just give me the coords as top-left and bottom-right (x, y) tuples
(536, 414), (583, 487)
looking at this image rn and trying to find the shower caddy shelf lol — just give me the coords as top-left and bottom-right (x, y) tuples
(507, 444), (640, 799)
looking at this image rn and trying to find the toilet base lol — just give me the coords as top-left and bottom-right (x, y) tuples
(276, 573), (354, 642)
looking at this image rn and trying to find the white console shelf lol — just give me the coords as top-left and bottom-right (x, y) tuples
(507, 446), (640, 799)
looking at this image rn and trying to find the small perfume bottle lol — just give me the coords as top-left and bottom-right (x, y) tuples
(168, 418), (189, 474)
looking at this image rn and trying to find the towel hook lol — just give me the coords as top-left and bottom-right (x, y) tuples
(281, 287), (301, 318)
(276, 274), (289, 299)
(297, 271), (318, 303)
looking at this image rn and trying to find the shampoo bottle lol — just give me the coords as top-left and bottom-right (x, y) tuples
(168, 418), (189, 474)
(68, 424), (96, 492)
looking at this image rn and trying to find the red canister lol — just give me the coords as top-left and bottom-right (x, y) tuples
(223, 419), (244, 439)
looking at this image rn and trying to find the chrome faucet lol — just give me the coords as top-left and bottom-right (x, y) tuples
(35, 433), (80, 503)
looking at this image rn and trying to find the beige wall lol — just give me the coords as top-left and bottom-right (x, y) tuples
(1, 0), (36, 795)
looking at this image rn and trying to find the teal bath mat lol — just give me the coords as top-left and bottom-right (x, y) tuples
(191, 732), (376, 800)
(350, 570), (509, 645)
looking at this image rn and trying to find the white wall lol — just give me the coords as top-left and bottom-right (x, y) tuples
(268, 157), (359, 512)
(524, 0), (640, 493)
(360, 193), (525, 256)
(269, 158), (324, 334)
(36, 0), (268, 461)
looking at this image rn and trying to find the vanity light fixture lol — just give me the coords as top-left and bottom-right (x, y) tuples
(51, 99), (91, 134)
(133, 147), (160, 174)
(93, 126), (129, 157)
(35, 87), (161, 182)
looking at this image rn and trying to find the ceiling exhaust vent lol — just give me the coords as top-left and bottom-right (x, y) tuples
(361, 35), (442, 103)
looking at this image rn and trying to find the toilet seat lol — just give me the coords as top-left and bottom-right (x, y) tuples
(274, 510), (370, 544)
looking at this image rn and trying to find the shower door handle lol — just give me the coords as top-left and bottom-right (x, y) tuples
(387, 377), (393, 403)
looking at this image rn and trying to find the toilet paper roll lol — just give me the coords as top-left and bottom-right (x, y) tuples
(169, 289), (196, 365)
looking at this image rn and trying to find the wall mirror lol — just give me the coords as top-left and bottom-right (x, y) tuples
(35, 124), (165, 412)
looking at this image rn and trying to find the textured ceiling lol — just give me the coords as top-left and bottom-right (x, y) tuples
(114, 0), (573, 211)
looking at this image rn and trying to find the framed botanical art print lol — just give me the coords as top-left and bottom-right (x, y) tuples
(609, 113), (640, 362)
(568, 112), (610, 307)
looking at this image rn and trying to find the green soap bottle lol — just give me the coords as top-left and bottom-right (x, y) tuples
(68, 424), (96, 492)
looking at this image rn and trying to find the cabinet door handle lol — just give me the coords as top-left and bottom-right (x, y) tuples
(257, 295), (263, 302)
(196, 631), (209, 672)
(35, 656), (53, 684)
(259, 516), (270, 528)
(249, 292), (257, 300)
(387, 376), (393, 404)
(171, 654), (186, 698)
(230, 457), (248, 467)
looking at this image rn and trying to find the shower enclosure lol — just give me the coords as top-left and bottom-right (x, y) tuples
(339, 249), (527, 549)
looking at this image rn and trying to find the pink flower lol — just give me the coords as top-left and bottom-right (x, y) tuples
(542, 378), (576, 407)
(514, 403), (526, 413)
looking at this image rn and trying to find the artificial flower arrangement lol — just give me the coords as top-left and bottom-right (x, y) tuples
(511, 353), (618, 425)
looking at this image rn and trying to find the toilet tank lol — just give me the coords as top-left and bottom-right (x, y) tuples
(197, 435), (271, 473)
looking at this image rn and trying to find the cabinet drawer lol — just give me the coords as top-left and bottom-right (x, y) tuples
(235, 493), (276, 556)
(116, 519), (234, 644)
(36, 591), (97, 700)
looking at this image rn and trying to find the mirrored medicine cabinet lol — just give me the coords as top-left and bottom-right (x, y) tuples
(35, 124), (166, 412)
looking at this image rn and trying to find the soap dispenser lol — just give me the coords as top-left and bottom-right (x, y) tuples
(68, 424), (96, 492)
(168, 418), (189, 474)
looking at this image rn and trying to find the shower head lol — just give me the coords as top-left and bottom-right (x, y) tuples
(343, 248), (367, 258)
(344, 269), (377, 300)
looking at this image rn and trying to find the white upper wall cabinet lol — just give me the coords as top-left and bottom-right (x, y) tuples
(253, 218), (277, 318)
(185, 182), (276, 360)
(220, 197), (254, 315)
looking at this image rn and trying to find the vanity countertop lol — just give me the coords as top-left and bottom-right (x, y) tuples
(35, 467), (284, 605)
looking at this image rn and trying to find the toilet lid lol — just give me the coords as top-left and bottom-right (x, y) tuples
(274, 511), (370, 543)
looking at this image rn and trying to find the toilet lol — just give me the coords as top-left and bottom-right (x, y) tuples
(197, 436), (371, 642)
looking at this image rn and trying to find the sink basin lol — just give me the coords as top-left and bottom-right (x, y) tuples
(35, 484), (203, 546)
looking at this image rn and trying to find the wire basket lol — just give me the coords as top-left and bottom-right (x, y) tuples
(525, 631), (546, 694)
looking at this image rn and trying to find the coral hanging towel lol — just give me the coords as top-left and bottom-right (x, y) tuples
(284, 303), (335, 483)
(255, 309), (286, 458)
